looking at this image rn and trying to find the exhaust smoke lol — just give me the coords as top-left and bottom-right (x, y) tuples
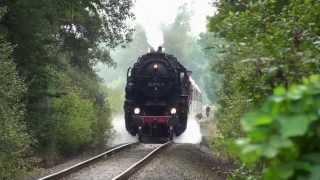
(107, 115), (137, 146)
(108, 114), (202, 145)
(174, 117), (202, 144)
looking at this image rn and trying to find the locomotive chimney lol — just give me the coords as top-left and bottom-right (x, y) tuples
(157, 46), (163, 53)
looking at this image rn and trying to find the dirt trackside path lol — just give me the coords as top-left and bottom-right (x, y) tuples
(129, 144), (233, 180)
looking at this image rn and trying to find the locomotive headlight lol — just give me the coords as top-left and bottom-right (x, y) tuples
(134, 107), (140, 114)
(153, 64), (158, 69)
(170, 108), (177, 114)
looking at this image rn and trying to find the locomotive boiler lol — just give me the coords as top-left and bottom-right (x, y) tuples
(124, 47), (193, 141)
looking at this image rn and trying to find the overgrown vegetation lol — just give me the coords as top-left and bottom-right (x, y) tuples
(0, 32), (31, 180)
(1, 0), (319, 178)
(205, 0), (320, 178)
(163, 6), (213, 102)
(53, 92), (96, 154)
(0, 0), (133, 178)
(97, 25), (149, 114)
(238, 75), (320, 179)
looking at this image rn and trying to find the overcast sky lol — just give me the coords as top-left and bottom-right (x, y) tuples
(133, 0), (217, 48)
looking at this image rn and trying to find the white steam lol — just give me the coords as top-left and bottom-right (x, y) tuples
(133, 0), (216, 49)
(108, 114), (202, 145)
(107, 115), (137, 146)
(134, 0), (179, 49)
(174, 117), (202, 144)
(144, 26), (164, 50)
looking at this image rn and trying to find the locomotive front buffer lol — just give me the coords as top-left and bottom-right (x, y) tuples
(132, 111), (178, 141)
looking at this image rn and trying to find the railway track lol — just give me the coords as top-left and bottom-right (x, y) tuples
(38, 141), (172, 180)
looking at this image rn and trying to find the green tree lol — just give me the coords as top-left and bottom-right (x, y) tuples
(97, 25), (149, 114)
(0, 0), (134, 165)
(207, 0), (320, 152)
(205, 0), (320, 177)
(198, 32), (225, 103)
(163, 7), (212, 102)
(0, 11), (31, 177)
(53, 92), (96, 154)
(238, 75), (320, 179)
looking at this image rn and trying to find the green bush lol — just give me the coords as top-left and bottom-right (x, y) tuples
(206, 0), (320, 168)
(0, 36), (31, 179)
(91, 99), (112, 147)
(237, 75), (320, 179)
(53, 92), (96, 154)
(105, 86), (124, 114)
(1, 0), (132, 161)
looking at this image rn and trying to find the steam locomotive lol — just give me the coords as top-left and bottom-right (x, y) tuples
(124, 47), (200, 141)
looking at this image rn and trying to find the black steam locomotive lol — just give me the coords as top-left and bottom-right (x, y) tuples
(124, 47), (193, 141)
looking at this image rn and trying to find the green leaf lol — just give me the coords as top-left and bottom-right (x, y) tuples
(242, 113), (273, 131)
(269, 136), (293, 149)
(256, 115), (273, 126)
(236, 138), (250, 146)
(248, 129), (268, 141)
(290, 162), (312, 175)
(309, 165), (320, 180)
(264, 165), (294, 180)
(287, 85), (306, 100)
(302, 153), (320, 164)
(270, 95), (285, 103)
(279, 115), (312, 137)
(240, 144), (262, 164)
(262, 145), (278, 158)
(274, 87), (286, 96)
(242, 113), (259, 131)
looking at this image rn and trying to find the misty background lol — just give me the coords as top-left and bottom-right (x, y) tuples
(96, 1), (221, 114)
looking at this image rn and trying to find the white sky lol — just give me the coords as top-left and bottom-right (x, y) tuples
(133, 0), (216, 48)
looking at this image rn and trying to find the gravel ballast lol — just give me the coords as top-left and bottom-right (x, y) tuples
(61, 144), (157, 180)
(129, 144), (233, 180)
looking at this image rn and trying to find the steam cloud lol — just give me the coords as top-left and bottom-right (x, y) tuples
(144, 26), (164, 50)
(133, 0), (215, 49)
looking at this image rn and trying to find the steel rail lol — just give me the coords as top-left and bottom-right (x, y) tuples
(38, 142), (138, 180)
(112, 141), (172, 180)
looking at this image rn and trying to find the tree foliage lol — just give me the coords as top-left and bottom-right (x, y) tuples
(208, 0), (320, 145)
(0, 34), (31, 179)
(238, 75), (320, 180)
(163, 7), (212, 102)
(97, 25), (149, 114)
(53, 92), (95, 153)
(0, 0), (133, 176)
(206, 0), (320, 178)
